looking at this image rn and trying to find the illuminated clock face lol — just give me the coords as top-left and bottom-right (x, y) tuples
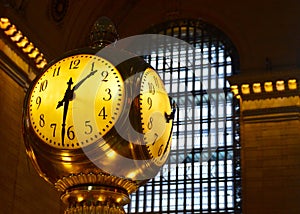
(28, 54), (124, 149)
(140, 68), (173, 165)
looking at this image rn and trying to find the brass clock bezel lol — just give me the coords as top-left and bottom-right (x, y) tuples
(24, 47), (125, 150)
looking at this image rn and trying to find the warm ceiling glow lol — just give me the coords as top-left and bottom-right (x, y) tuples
(241, 84), (250, 94)
(252, 83), (261, 93)
(0, 17), (47, 69)
(288, 79), (297, 90)
(264, 82), (273, 92)
(230, 85), (239, 96)
(230, 78), (298, 98)
(276, 80), (285, 91)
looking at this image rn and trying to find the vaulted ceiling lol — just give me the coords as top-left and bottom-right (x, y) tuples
(1, 0), (300, 72)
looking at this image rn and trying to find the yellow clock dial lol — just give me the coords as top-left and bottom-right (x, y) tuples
(140, 68), (173, 165)
(28, 54), (124, 149)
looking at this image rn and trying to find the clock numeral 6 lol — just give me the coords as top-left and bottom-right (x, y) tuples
(49, 121), (92, 138)
(67, 126), (75, 140)
(158, 144), (163, 157)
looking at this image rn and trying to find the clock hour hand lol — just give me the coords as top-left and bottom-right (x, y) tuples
(162, 98), (177, 158)
(165, 97), (177, 123)
(56, 78), (74, 146)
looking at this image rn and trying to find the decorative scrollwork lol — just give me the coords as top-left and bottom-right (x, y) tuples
(50, 0), (68, 23)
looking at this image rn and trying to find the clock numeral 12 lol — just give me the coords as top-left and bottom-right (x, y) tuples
(69, 59), (80, 69)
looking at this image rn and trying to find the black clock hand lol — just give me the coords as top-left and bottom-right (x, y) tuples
(72, 67), (98, 91)
(56, 78), (74, 146)
(164, 97), (176, 123)
(162, 98), (177, 158)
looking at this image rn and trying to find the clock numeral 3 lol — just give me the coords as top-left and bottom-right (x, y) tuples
(103, 88), (112, 101)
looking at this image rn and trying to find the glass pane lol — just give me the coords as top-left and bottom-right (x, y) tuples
(126, 19), (241, 214)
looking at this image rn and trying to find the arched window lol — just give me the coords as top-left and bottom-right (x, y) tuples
(127, 19), (241, 214)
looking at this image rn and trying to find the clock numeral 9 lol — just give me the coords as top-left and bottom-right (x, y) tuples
(36, 96), (41, 109)
(147, 97), (152, 110)
(69, 59), (80, 69)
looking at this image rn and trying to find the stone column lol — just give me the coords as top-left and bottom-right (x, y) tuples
(228, 71), (300, 214)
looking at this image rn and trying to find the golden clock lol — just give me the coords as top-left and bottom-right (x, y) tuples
(26, 53), (124, 149)
(139, 67), (174, 166)
(22, 17), (175, 213)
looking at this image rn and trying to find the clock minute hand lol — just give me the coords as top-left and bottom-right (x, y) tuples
(56, 77), (74, 146)
(72, 69), (98, 91)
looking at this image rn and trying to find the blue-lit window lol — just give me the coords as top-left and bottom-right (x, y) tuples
(127, 19), (241, 214)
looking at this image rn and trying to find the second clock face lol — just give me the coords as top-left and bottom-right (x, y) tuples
(28, 54), (124, 149)
(140, 68), (173, 165)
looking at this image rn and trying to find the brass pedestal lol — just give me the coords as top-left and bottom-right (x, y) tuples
(56, 173), (139, 214)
